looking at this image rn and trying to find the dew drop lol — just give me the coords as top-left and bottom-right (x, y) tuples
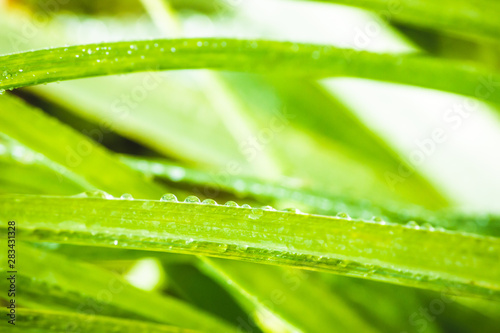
(248, 208), (264, 220)
(184, 195), (201, 203)
(216, 243), (228, 253)
(113, 240), (118, 245)
(371, 216), (383, 222)
(241, 204), (252, 209)
(224, 201), (239, 207)
(197, 41), (203, 47)
(120, 193), (134, 200)
(421, 223), (435, 231)
(283, 208), (301, 214)
(171, 47), (176, 52)
(261, 205), (275, 211)
(336, 212), (351, 219)
(0, 89), (4, 95)
(160, 193), (178, 202)
(84, 190), (114, 199)
(406, 221), (420, 229)
(202, 199), (217, 205)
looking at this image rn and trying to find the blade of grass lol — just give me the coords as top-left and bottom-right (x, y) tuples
(0, 241), (236, 332)
(0, 308), (201, 333)
(1, 39), (499, 106)
(312, 0), (500, 44)
(1, 193), (499, 300)
(0, 94), (165, 199)
(200, 258), (381, 333)
(120, 155), (500, 237)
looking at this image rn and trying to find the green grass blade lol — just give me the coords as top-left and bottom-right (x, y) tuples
(1, 39), (499, 105)
(0, 241), (236, 332)
(0, 308), (201, 333)
(120, 155), (500, 236)
(200, 258), (380, 333)
(0, 94), (165, 199)
(1, 193), (499, 300)
(314, 0), (500, 43)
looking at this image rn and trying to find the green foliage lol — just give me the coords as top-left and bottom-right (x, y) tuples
(0, 1), (499, 332)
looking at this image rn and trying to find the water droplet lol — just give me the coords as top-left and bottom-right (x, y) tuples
(120, 193), (134, 200)
(338, 260), (350, 268)
(248, 208), (264, 220)
(0, 89), (4, 95)
(224, 201), (239, 207)
(284, 208), (302, 214)
(160, 193), (177, 202)
(371, 216), (383, 222)
(202, 199), (217, 205)
(241, 204), (252, 209)
(113, 240), (118, 245)
(184, 195), (201, 203)
(171, 47), (176, 52)
(421, 223), (434, 230)
(84, 190), (114, 199)
(261, 205), (275, 211)
(197, 41), (203, 47)
(336, 212), (350, 219)
(406, 221), (420, 229)
(216, 243), (228, 253)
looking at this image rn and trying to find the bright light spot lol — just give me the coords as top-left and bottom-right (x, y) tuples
(124, 258), (164, 291)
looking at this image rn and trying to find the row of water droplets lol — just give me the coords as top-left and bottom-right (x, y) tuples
(79, 190), (442, 230)
(82, 190), (303, 215)
(0, 39), (330, 95)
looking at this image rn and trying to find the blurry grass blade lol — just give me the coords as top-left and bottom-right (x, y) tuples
(0, 241), (236, 332)
(1, 39), (500, 106)
(0, 308), (201, 333)
(201, 258), (380, 333)
(265, 78), (448, 208)
(1, 194), (499, 300)
(314, 0), (500, 43)
(37, 243), (196, 263)
(0, 94), (165, 199)
(0, 136), (88, 195)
